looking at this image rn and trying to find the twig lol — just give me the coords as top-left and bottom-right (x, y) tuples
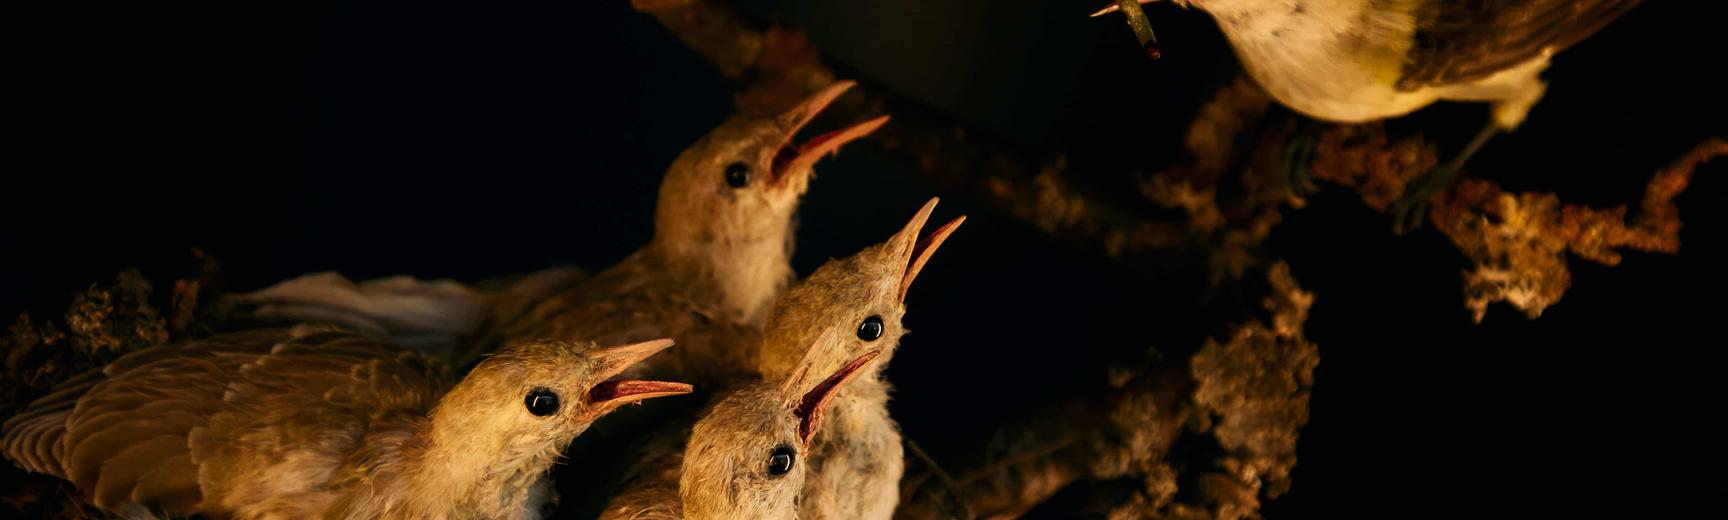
(904, 438), (973, 520)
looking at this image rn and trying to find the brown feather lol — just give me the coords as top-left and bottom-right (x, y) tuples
(1398, 0), (1641, 90)
(6, 326), (684, 517)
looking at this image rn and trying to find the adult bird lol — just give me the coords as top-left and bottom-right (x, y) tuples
(1096, 0), (1641, 230)
(2, 326), (692, 519)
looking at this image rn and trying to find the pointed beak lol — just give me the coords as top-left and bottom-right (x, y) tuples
(893, 198), (967, 303)
(584, 339), (693, 411)
(793, 350), (882, 447)
(769, 80), (891, 188)
(1090, 0), (1163, 17)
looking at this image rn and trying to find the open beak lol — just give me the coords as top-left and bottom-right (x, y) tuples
(793, 349), (882, 446)
(893, 198), (967, 303)
(584, 339), (693, 412)
(769, 80), (891, 188)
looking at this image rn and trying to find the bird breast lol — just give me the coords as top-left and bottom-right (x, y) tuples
(1211, 0), (1437, 123)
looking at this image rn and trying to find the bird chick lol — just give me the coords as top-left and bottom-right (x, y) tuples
(601, 346), (884, 520)
(758, 197), (966, 519)
(1097, 0), (1640, 229)
(680, 349), (882, 519)
(475, 80), (890, 384)
(2, 326), (691, 519)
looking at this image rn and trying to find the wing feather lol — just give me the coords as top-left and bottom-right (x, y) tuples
(5, 326), (445, 516)
(1397, 0), (1640, 90)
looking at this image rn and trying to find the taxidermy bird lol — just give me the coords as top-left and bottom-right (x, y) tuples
(600, 346), (884, 520)
(473, 80), (890, 383)
(1, 326), (692, 519)
(756, 197), (965, 519)
(1096, 0), (1641, 230)
(220, 267), (588, 364)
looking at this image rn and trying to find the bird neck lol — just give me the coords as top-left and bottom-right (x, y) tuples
(385, 397), (565, 517)
(649, 229), (794, 325)
(824, 374), (893, 438)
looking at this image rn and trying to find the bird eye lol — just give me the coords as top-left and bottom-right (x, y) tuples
(767, 444), (796, 476)
(856, 315), (884, 341)
(525, 388), (560, 417)
(724, 162), (751, 188)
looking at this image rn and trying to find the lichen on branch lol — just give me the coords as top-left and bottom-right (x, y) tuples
(1430, 138), (1724, 321)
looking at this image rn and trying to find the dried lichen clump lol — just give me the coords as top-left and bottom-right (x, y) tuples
(1307, 123), (1439, 212)
(897, 264), (1318, 520)
(2, 271), (166, 397)
(1099, 263), (1318, 520)
(1431, 138), (1725, 321)
(1, 267), (205, 418)
(1187, 262), (1317, 502)
(1303, 124), (1720, 322)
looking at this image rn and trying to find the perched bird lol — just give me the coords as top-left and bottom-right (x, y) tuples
(1097, 0), (1640, 229)
(601, 345), (885, 520)
(2, 326), (692, 519)
(756, 197), (965, 519)
(474, 80), (890, 383)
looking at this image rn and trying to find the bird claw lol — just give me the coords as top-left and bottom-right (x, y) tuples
(1282, 123), (1321, 199)
(1389, 192), (1429, 234)
(1389, 163), (1458, 234)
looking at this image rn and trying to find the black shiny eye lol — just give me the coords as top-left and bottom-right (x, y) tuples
(525, 388), (560, 417)
(724, 162), (751, 188)
(856, 315), (884, 341)
(767, 444), (796, 476)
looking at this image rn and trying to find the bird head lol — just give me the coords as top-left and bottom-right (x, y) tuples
(651, 80), (889, 255)
(758, 197), (964, 381)
(680, 343), (882, 519)
(426, 338), (693, 472)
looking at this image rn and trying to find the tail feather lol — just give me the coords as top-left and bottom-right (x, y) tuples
(3, 367), (106, 477)
(4, 402), (74, 477)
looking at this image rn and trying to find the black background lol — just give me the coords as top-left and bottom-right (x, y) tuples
(5, 1), (1724, 517)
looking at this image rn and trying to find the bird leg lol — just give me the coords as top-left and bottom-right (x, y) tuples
(1280, 117), (1323, 198)
(1390, 120), (1500, 233)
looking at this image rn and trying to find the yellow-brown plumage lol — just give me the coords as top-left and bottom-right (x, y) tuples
(473, 81), (889, 387)
(2, 325), (691, 519)
(602, 336), (883, 520)
(758, 198), (964, 519)
(601, 198), (964, 519)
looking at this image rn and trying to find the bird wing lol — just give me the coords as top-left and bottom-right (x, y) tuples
(45, 329), (286, 514)
(2, 368), (106, 478)
(4, 326), (446, 516)
(223, 271), (497, 359)
(187, 326), (448, 515)
(478, 259), (682, 359)
(1396, 0), (1640, 90)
